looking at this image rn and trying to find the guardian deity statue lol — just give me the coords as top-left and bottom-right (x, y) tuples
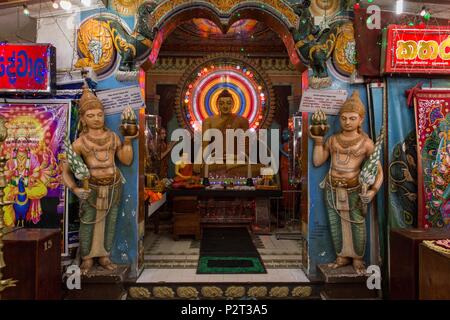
(62, 85), (138, 274)
(309, 91), (383, 274)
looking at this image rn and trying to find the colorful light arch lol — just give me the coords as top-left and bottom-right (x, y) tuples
(176, 55), (275, 132)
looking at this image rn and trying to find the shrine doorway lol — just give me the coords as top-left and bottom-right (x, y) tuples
(139, 1), (310, 288)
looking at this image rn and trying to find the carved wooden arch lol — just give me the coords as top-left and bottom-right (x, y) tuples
(145, 0), (305, 71)
(174, 53), (277, 133)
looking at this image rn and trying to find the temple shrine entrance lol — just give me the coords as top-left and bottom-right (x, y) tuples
(140, 2), (308, 285)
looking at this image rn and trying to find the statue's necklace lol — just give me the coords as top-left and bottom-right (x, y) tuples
(335, 133), (364, 148)
(82, 132), (114, 162)
(334, 134), (364, 165)
(84, 132), (112, 146)
(93, 146), (110, 162)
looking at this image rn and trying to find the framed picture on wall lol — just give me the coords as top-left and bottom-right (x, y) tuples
(0, 100), (71, 255)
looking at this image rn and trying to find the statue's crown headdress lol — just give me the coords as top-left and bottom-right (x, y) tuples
(339, 90), (365, 119)
(79, 82), (103, 115)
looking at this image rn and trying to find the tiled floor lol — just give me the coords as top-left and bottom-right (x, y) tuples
(138, 230), (309, 283)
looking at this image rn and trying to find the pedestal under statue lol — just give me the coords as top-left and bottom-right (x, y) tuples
(309, 91), (383, 274)
(62, 85), (138, 274)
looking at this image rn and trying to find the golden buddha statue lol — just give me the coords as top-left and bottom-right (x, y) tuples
(201, 89), (250, 176)
(202, 89), (250, 139)
(172, 152), (201, 189)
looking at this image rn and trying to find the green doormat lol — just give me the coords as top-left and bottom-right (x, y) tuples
(197, 228), (266, 274)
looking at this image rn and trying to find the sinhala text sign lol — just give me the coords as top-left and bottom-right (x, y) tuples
(383, 25), (450, 75)
(0, 43), (56, 94)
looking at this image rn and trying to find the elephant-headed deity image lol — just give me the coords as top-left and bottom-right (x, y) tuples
(75, 1), (158, 76)
(290, 0), (356, 88)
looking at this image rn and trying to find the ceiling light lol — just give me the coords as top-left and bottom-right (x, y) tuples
(23, 4), (30, 16)
(81, 0), (91, 7)
(60, 0), (72, 11)
(52, 0), (59, 9)
(396, 0), (403, 15)
(420, 6), (427, 17)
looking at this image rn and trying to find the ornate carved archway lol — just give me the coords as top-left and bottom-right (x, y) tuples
(151, 0), (299, 29)
(75, 0), (306, 78)
(147, 0), (304, 70)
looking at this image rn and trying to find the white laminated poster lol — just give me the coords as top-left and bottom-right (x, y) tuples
(299, 89), (348, 115)
(97, 86), (145, 115)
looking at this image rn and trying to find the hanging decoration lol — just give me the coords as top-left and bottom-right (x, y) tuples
(413, 90), (450, 228)
(332, 22), (357, 77)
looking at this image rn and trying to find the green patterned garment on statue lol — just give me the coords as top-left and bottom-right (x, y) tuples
(79, 181), (123, 258)
(324, 184), (366, 258)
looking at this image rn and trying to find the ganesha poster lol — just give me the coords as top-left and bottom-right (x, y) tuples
(414, 90), (450, 229)
(0, 101), (70, 254)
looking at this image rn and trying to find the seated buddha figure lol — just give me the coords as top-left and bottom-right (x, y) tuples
(201, 89), (250, 176)
(172, 152), (201, 189)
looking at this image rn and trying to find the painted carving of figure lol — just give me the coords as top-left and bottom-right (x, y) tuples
(158, 127), (175, 178)
(172, 152), (201, 188)
(309, 91), (383, 274)
(1, 115), (63, 229)
(424, 114), (450, 226)
(62, 85), (138, 274)
(3, 137), (49, 227)
(75, 2), (157, 74)
(174, 152), (194, 182)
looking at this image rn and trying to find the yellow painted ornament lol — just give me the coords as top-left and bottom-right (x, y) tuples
(111, 0), (145, 16)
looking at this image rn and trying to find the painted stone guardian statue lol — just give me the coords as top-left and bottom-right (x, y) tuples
(309, 91), (383, 274)
(62, 85), (138, 274)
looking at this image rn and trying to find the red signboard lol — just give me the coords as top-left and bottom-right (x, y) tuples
(383, 25), (450, 75)
(0, 43), (55, 94)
